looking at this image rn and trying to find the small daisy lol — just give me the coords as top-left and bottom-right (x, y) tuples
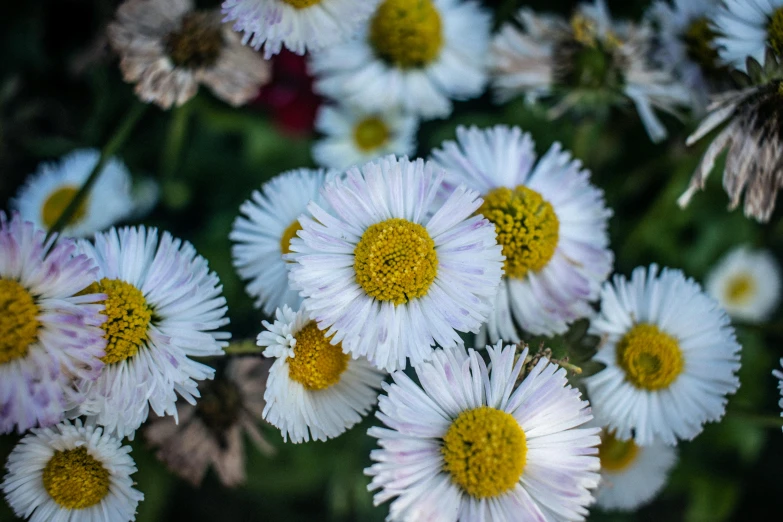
(774, 360), (783, 430)
(431, 125), (613, 341)
(593, 428), (677, 512)
(491, 0), (690, 142)
(366, 342), (601, 522)
(222, 0), (381, 59)
(714, 0), (783, 70)
(288, 155), (504, 372)
(11, 149), (136, 238)
(76, 226), (230, 439)
(584, 265), (741, 446)
(310, 0), (491, 120)
(258, 305), (385, 443)
(312, 104), (418, 170)
(230, 168), (331, 316)
(0, 213), (106, 434)
(109, 0), (271, 109)
(706, 246), (781, 322)
(1, 420), (143, 522)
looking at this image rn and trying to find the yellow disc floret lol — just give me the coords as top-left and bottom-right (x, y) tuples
(369, 0), (444, 68)
(477, 186), (559, 279)
(43, 446), (111, 509)
(617, 323), (684, 391)
(280, 220), (303, 256)
(769, 8), (783, 56)
(354, 218), (438, 305)
(442, 406), (527, 499)
(42, 186), (88, 229)
(354, 116), (391, 152)
(0, 279), (40, 365)
(725, 273), (756, 305)
(288, 321), (350, 390)
(281, 0), (322, 8)
(89, 278), (153, 365)
(599, 430), (639, 472)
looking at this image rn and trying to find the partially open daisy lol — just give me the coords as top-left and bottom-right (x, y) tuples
(258, 305), (385, 443)
(1, 420), (143, 522)
(593, 428), (677, 512)
(76, 226), (230, 439)
(231, 168), (330, 316)
(0, 213), (106, 434)
(714, 0), (783, 70)
(584, 265), (741, 446)
(706, 246), (781, 322)
(491, 0), (690, 142)
(312, 104), (418, 170)
(288, 155), (504, 372)
(11, 149), (136, 238)
(431, 125), (613, 340)
(366, 342), (600, 522)
(222, 0), (380, 59)
(109, 0), (271, 109)
(310, 0), (491, 120)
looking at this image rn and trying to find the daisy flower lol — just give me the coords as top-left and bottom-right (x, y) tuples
(0, 212), (106, 434)
(108, 0), (271, 109)
(491, 0), (690, 142)
(431, 125), (613, 341)
(230, 168), (331, 316)
(593, 428), (677, 512)
(1, 420), (143, 522)
(706, 246), (781, 322)
(714, 0), (783, 70)
(584, 265), (741, 446)
(310, 0), (491, 120)
(365, 342), (601, 522)
(258, 305), (385, 443)
(774, 360), (783, 430)
(287, 155), (504, 372)
(76, 226), (230, 439)
(312, 104), (418, 170)
(221, 0), (381, 59)
(11, 149), (136, 238)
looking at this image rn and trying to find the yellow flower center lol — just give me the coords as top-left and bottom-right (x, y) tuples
(354, 218), (438, 305)
(165, 12), (224, 68)
(288, 321), (350, 390)
(41, 186), (88, 229)
(353, 116), (391, 152)
(280, 220), (303, 257)
(768, 8), (783, 56)
(369, 0), (444, 69)
(0, 279), (40, 365)
(617, 323), (684, 391)
(725, 273), (756, 305)
(88, 278), (153, 364)
(42, 446), (111, 510)
(683, 17), (721, 72)
(442, 406), (527, 499)
(477, 186), (559, 279)
(281, 0), (322, 7)
(599, 430), (639, 472)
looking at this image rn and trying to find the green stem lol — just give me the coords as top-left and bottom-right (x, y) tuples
(223, 339), (264, 355)
(726, 409), (783, 429)
(46, 101), (147, 241)
(160, 100), (193, 179)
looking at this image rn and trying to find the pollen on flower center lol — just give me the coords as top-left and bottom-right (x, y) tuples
(281, 0), (322, 8)
(280, 220), (303, 257)
(353, 218), (438, 305)
(617, 323), (684, 391)
(599, 430), (639, 472)
(42, 186), (88, 229)
(165, 12), (224, 68)
(441, 406), (527, 499)
(0, 279), (40, 365)
(288, 321), (350, 390)
(683, 17), (721, 72)
(89, 278), (153, 365)
(42, 446), (111, 509)
(354, 116), (391, 152)
(726, 273), (756, 304)
(768, 8), (783, 56)
(369, 0), (444, 69)
(477, 186), (559, 279)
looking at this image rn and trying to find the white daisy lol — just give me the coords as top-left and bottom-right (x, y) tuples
(584, 264), (742, 446)
(312, 104), (418, 170)
(593, 428), (677, 512)
(288, 155), (504, 372)
(310, 0), (491, 120)
(714, 0), (783, 71)
(258, 305), (385, 442)
(230, 168), (331, 316)
(365, 342), (601, 522)
(0, 212), (106, 435)
(221, 0), (381, 59)
(11, 149), (136, 238)
(706, 246), (781, 322)
(1, 420), (143, 522)
(774, 360), (783, 430)
(491, 0), (690, 142)
(76, 226), (230, 439)
(431, 125), (613, 341)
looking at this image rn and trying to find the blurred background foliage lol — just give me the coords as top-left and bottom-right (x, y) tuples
(1, 0), (782, 521)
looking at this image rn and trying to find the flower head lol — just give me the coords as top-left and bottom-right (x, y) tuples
(714, 0), (783, 71)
